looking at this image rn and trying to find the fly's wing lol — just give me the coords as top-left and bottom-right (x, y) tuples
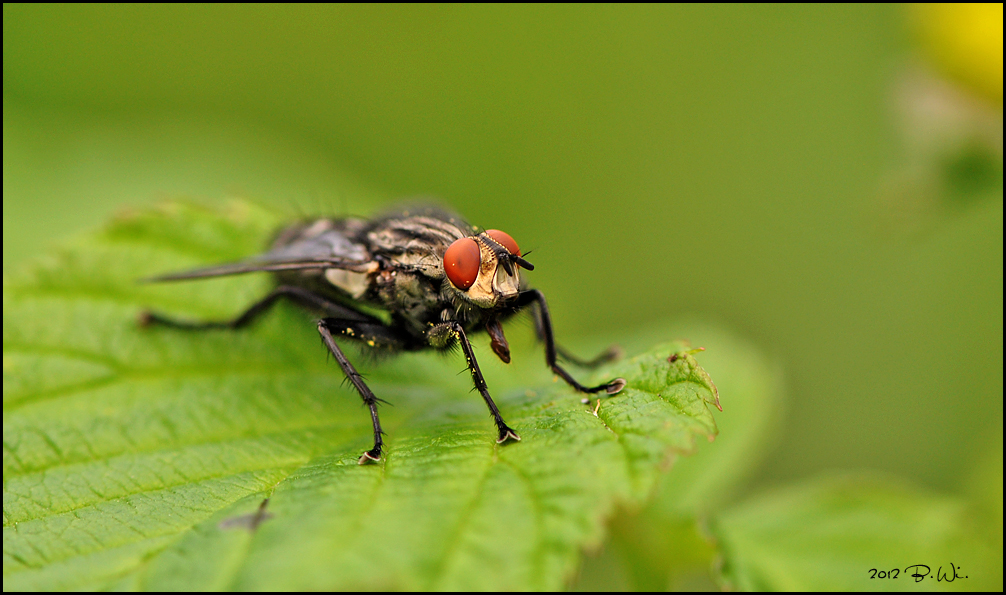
(143, 257), (374, 282)
(143, 219), (375, 283)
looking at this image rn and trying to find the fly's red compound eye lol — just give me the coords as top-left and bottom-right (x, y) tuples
(443, 237), (481, 289)
(486, 229), (520, 256)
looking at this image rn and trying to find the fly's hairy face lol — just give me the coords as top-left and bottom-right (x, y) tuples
(442, 230), (525, 309)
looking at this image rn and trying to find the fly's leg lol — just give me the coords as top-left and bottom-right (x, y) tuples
(318, 318), (412, 464)
(519, 289), (627, 395)
(554, 345), (623, 369)
(428, 322), (520, 444)
(528, 295), (622, 369)
(143, 286), (397, 464)
(139, 285), (370, 330)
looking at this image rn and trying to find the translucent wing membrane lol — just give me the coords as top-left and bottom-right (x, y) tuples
(144, 223), (374, 282)
(143, 257), (375, 282)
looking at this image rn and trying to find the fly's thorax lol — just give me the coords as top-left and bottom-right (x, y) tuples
(389, 250), (443, 273)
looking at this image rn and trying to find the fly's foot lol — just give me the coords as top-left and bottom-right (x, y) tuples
(496, 427), (521, 444)
(358, 446), (382, 465)
(582, 378), (626, 402)
(606, 345), (625, 360)
(605, 378), (627, 395)
(595, 345), (624, 365)
(136, 310), (154, 328)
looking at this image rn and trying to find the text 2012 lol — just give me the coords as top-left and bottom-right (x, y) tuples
(869, 564), (966, 583)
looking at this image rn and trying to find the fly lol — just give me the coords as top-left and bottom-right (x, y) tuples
(140, 205), (626, 464)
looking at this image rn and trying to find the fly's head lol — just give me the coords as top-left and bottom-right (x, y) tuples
(441, 229), (534, 309)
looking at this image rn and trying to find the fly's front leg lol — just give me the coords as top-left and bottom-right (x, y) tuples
(318, 318), (406, 464)
(428, 322), (520, 444)
(554, 344), (623, 369)
(519, 289), (627, 395)
(529, 295), (622, 369)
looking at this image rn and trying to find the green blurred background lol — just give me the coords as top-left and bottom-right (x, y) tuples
(4, 2), (1001, 514)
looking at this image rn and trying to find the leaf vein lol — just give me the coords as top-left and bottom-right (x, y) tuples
(426, 454), (497, 589)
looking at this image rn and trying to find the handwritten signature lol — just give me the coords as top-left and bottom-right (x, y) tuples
(869, 563), (967, 583)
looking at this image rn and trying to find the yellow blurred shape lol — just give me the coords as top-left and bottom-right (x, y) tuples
(912, 3), (1003, 104)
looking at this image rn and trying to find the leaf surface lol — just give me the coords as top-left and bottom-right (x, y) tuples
(3, 201), (720, 590)
(570, 325), (783, 591)
(712, 473), (1002, 592)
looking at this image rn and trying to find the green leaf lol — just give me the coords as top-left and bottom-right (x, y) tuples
(712, 473), (1003, 592)
(570, 326), (783, 591)
(3, 200), (721, 590)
